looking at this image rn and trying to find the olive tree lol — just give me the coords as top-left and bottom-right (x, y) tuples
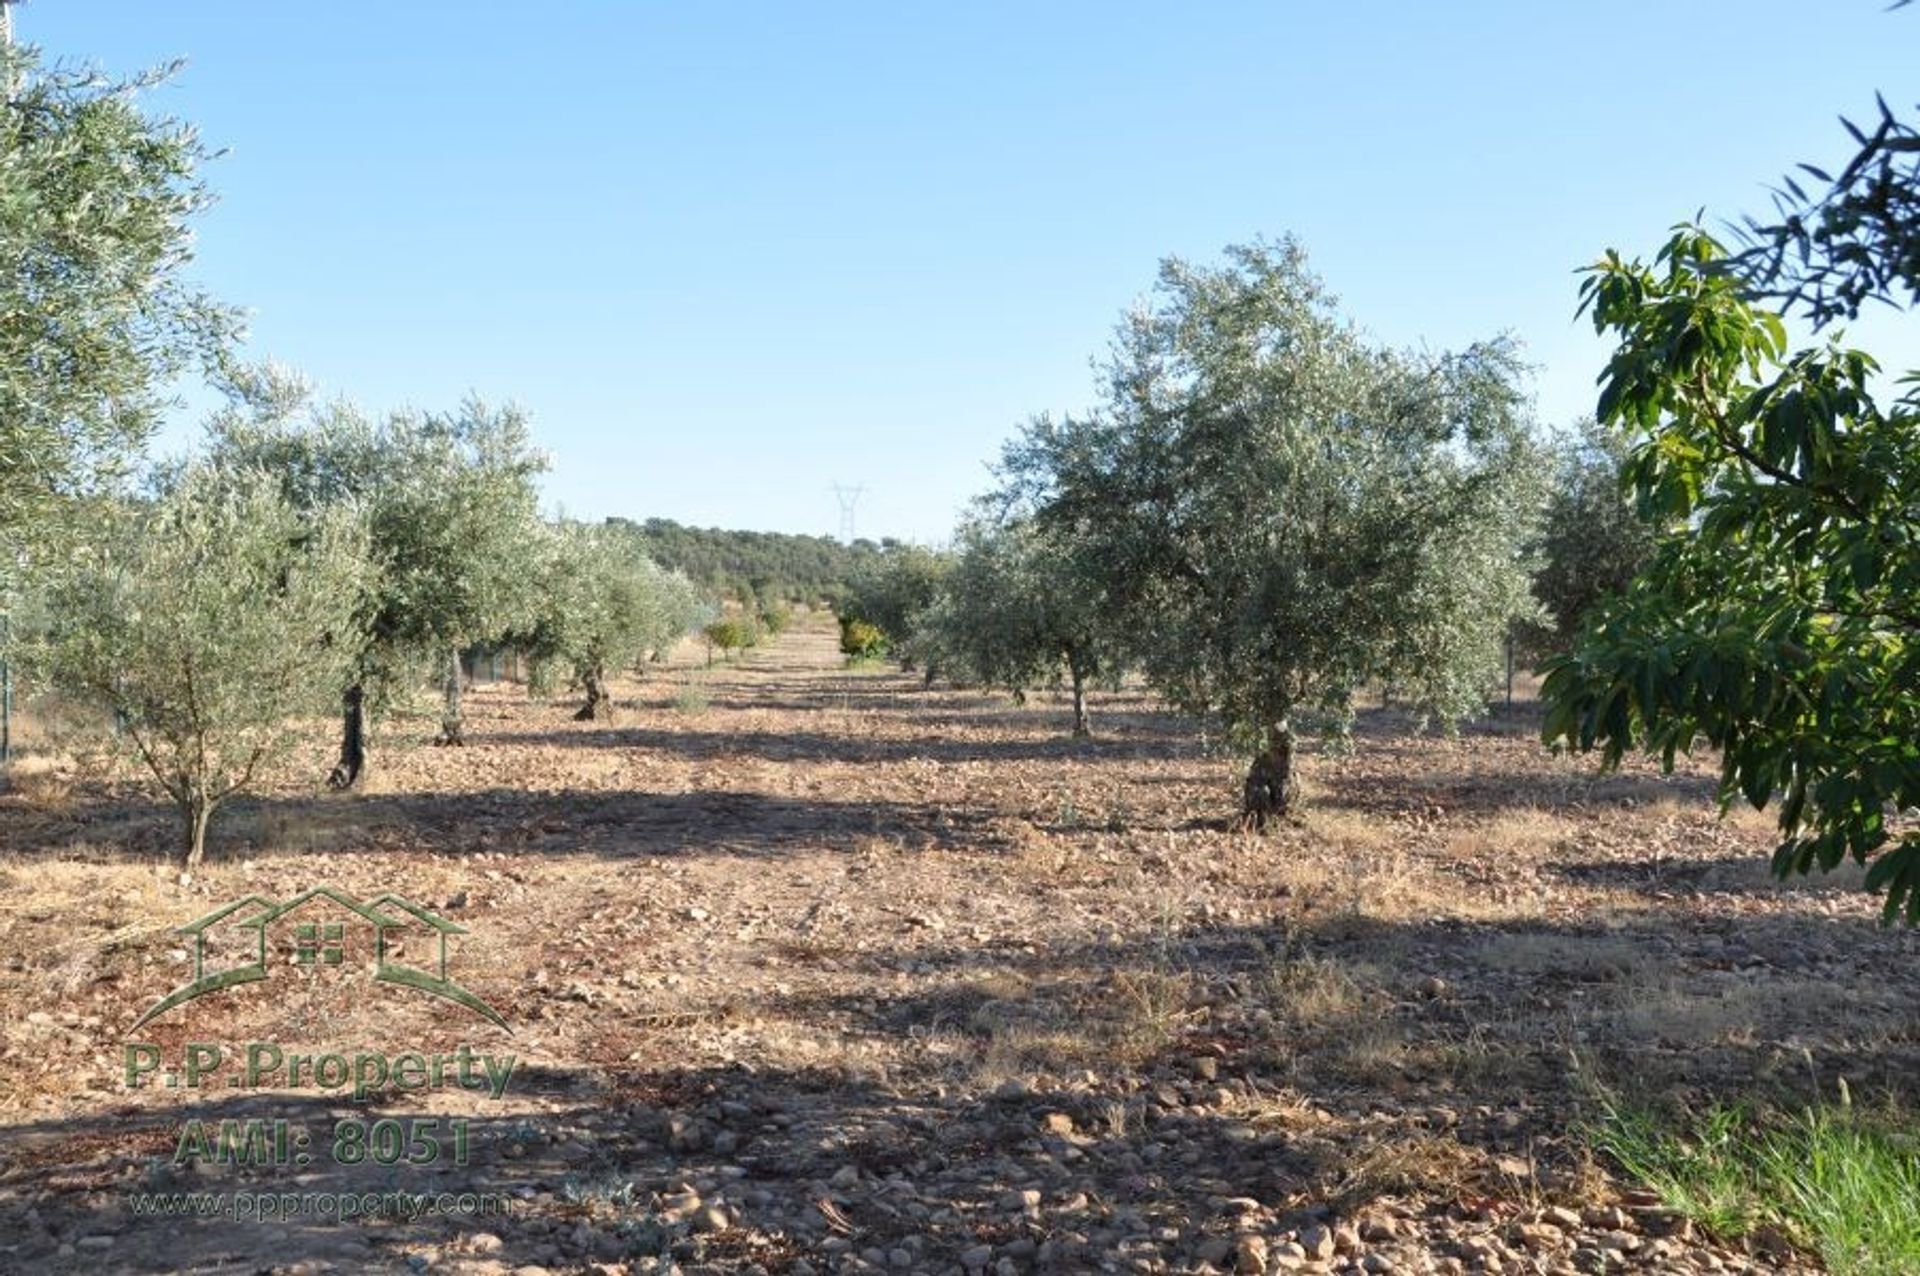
(205, 369), (547, 783)
(374, 403), (547, 748)
(23, 466), (368, 871)
(1528, 419), (1658, 649)
(0, 46), (235, 562)
(928, 518), (1122, 736)
(1008, 240), (1542, 826)
(513, 523), (706, 719)
(1543, 227), (1920, 920)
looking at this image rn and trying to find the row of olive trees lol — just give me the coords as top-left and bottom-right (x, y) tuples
(15, 368), (708, 871)
(202, 367), (549, 771)
(0, 43), (715, 872)
(841, 410), (1647, 762)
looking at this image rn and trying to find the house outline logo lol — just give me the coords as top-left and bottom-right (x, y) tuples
(132, 886), (509, 1031)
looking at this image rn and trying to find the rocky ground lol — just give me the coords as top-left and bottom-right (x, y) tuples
(2, 616), (1915, 1274)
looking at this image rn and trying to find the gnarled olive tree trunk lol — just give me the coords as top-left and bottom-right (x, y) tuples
(1067, 653), (1091, 739)
(574, 668), (613, 720)
(436, 647), (465, 746)
(327, 683), (368, 790)
(1241, 722), (1294, 831)
(181, 787), (215, 872)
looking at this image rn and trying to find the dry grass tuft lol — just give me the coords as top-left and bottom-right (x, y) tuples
(1333, 1133), (1485, 1206)
(1440, 809), (1578, 862)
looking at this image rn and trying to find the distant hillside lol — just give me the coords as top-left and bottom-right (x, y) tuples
(607, 516), (890, 604)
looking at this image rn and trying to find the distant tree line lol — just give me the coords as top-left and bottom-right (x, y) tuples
(610, 516), (887, 608)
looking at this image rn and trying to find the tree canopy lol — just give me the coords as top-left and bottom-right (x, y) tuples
(0, 46), (235, 560)
(22, 465), (368, 870)
(1006, 239), (1543, 823)
(1543, 227), (1920, 920)
(205, 367), (548, 778)
(1729, 92), (1920, 325)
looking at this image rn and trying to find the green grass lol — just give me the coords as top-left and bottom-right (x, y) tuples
(1590, 1090), (1920, 1275)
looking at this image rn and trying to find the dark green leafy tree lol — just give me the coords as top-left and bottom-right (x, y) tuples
(1543, 227), (1920, 920)
(22, 466), (368, 871)
(1007, 240), (1543, 826)
(1730, 92), (1919, 325)
(205, 367), (548, 783)
(1528, 419), (1658, 649)
(0, 45), (236, 562)
(927, 517), (1124, 737)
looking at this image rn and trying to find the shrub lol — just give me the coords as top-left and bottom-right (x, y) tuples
(703, 618), (755, 663)
(838, 617), (888, 662)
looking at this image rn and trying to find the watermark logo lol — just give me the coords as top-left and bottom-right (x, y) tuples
(132, 886), (508, 1031)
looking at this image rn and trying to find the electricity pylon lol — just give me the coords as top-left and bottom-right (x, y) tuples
(831, 483), (865, 544)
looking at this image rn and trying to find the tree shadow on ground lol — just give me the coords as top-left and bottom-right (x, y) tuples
(10, 785), (1015, 870)
(1308, 752), (1720, 818)
(5, 895), (1904, 1271)
(0, 1050), (1391, 1275)
(1543, 852), (1868, 900)
(757, 901), (1920, 1125)
(477, 725), (1196, 768)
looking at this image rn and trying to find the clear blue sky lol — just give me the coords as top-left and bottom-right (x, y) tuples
(22, 2), (1918, 542)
